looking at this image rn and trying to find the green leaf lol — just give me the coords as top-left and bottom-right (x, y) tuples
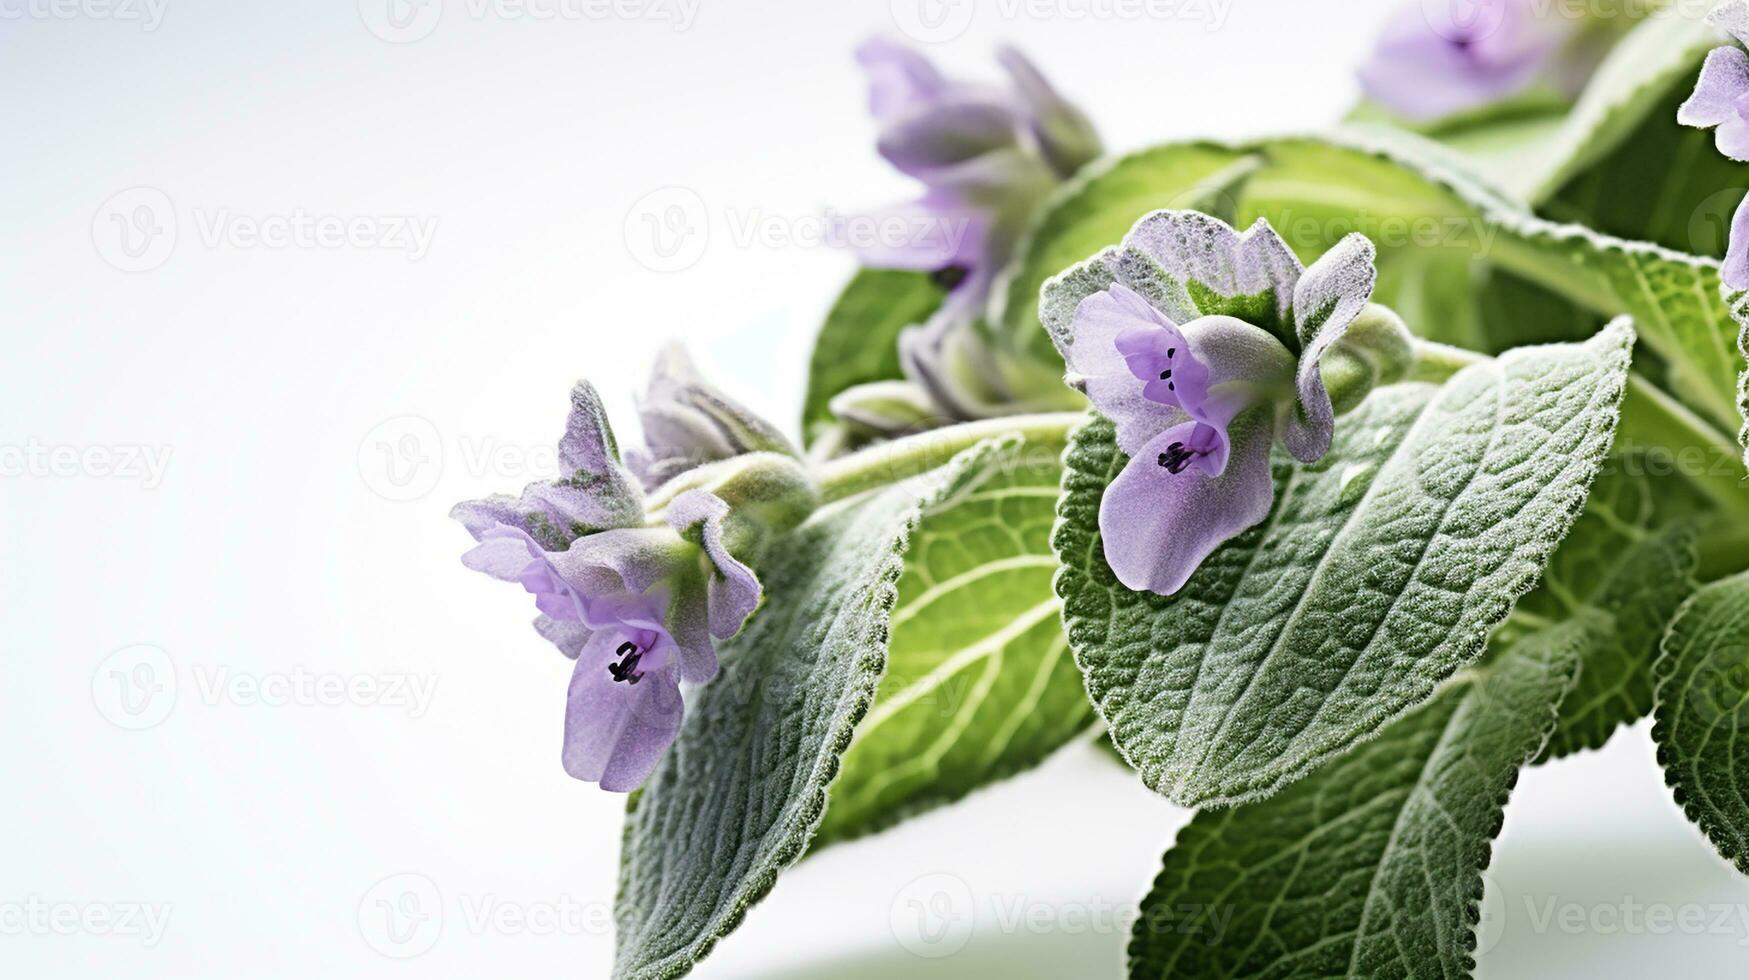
(812, 428), (1095, 847)
(1653, 569), (1749, 877)
(1055, 323), (1633, 807)
(994, 143), (1255, 365)
(1533, 21), (1740, 255)
(1506, 465), (1701, 759)
(1502, 12), (1719, 205)
(1127, 620), (1583, 979)
(613, 437), (1009, 980)
(1001, 128), (1748, 454)
(801, 269), (945, 445)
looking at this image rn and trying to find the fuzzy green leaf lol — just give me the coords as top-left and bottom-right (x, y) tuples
(812, 429), (1094, 847)
(801, 269), (945, 445)
(1055, 324), (1633, 806)
(1507, 465), (1700, 759)
(1653, 570), (1749, 877)
(613, 438), (1010, 980)
(1128, 620), (1583, 978)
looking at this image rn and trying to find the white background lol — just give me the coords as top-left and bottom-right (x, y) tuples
(5, 0), (1749, 976)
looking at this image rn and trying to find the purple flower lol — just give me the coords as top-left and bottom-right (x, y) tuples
(1044, 212), (1378, 595)
(849, 38), (1101, 421)
(1678, 1), (1749, 290)
(452, 382), (761, 791)
(624, 344), (799, 491)
(1358, 0), (1575, 122)
(1724, 194), (1749, 292)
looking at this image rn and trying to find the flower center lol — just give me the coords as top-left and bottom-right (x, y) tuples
(607, 641), (646, 685)
(1156, 441), (1203, 474)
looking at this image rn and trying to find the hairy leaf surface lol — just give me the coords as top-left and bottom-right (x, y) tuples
(614, 439), (1008, 979)
(1055, 324), (1632, 806)
(1128, 623), (1582, 978)
(1653, 570), (1749, 877)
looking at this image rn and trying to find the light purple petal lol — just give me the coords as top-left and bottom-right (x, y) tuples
(562, 631), (684, 792)
(996, 44), (1102, 177)
(856, 36), (948, 120)
(1099, 409), (1277, 596)
(558, 381), (622, 476)
(1124, 212), (1302, 326)
(460, 526), (546, 582)
(535, 615), (592, 659)
(666, 489), (761, 641)
(1064, 282), (1296, 458)
(1286, 234), (1379, 462)
(631, 344), (799, 491)
(876, 97), (1022, 177)
(1063, 282), (1194, 455)
(1726, 193), (1749, 292)
(1717, 112), (1749, 162)
(1713, 1), (1749, 52)
(450, 381), (643, 551)
(1357, 1), (1564, 122)
(548, 527), (689, 613)
(849, 197), (987, 271)
(1679, 47), (1749, 129)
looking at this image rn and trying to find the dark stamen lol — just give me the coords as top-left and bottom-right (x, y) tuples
(608, 640), (645, 685)
(1158, 369), (1172, 380)
(1167, 347), (1176, 357)
(1156, 441), (1197, 474)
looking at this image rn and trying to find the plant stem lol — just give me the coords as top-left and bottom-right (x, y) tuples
(813, 412), (1085, 504)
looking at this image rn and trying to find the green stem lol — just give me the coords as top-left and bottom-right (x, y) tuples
(1411, 339), (1749, 525)
(814, 412), (1085, 504)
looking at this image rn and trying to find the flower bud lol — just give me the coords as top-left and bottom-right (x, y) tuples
(1321, 304), (1415, 416)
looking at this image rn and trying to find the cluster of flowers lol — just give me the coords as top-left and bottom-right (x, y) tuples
(455, 1), (1718, 791)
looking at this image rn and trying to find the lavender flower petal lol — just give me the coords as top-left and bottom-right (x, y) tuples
(452, 381), (643, 551)
(996, 45), (1102, 177)
(1358, 0), (1568, 123)
(1679, 46), (1749, 127)
(1061, 282), (1197, 455)
(1284, 234), (1379, 462)
(856, 36), (947, 120)
(1726, 193), (1749, 292)
(628, 345), (799, 491)
(662, 489), (762, 683)
(1714, 0), (1749, 51)
(1124, 212), (1302, 331)
(1099, 409), (1277, 596)
(876, 97), (1023, 178)
(562, 630), (684, 792)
